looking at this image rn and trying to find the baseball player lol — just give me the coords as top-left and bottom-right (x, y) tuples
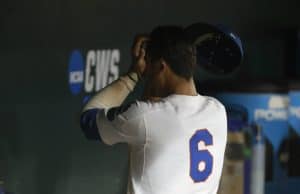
(80, 26), (227, 194)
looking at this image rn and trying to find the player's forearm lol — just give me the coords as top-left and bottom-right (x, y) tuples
(80, 35), (146, 141)
(80, 71), (139, 141)
(82, 71), (139, 111)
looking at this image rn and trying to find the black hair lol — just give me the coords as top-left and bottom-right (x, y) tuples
(146, 25), (196, 80)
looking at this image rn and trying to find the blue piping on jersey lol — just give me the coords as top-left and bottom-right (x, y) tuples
(80, 108), (101, 141)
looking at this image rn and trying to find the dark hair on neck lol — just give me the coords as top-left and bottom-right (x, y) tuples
(147, 25), (196, 80)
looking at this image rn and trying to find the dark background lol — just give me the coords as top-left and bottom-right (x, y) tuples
(1, 0), (300, 193)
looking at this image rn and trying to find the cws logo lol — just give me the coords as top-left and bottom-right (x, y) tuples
(68, 49), (120, 98)
(254, 96), (289, 121)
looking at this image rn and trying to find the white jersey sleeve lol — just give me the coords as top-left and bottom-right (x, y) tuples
(96, 102), (146, 145)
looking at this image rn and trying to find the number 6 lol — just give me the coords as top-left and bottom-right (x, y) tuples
(189, 129), (213, 182)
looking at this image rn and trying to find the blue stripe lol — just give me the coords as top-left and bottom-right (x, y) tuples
(107, 103), (131, 121)
(80, 109), (101, 141)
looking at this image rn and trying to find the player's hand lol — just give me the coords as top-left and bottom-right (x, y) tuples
(130, 35), (149, 78)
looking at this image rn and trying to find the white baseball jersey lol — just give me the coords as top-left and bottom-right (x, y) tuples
(97, 94), (227, 194)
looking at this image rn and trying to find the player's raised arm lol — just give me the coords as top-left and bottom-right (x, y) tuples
(80, 35), (148, 142)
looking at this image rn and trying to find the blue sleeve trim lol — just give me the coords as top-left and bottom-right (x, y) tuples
(80, 109), (101, 141)
(107, 104), (132, 121)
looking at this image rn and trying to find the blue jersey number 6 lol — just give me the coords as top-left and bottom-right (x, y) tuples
(189, 129), (213, 182)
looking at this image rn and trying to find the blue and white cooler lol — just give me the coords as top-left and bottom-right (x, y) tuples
(277, 81), (300, 193)
(199, 81), (290, 194)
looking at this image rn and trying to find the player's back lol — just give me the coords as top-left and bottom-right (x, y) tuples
(128, 94), (227, 194)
